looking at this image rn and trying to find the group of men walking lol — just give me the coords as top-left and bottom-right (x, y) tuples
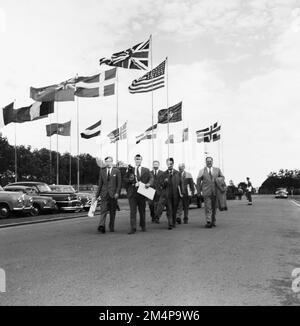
(95, 154), (226, 234)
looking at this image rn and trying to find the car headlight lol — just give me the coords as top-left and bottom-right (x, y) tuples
(67, 196), (71, 201)
(29, 197), (33, 203)
(17, 197), (23, 203)
(78, 196), (81, 201)
(43, 200), (47, 205)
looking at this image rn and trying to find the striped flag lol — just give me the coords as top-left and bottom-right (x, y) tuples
(136, 124), (157, 144)
(165, 128), (189, 144)
(100, 38), (150, 70)
(80, 120), (101, 139)
(129, 59), (166, 94)
(196, 122), (221, 143)
(107, 122), (127, 143)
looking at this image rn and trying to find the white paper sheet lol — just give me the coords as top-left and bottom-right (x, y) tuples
(137, 182), (156, 201)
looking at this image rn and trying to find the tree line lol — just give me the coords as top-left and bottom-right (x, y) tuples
(0, 136), (99, 186)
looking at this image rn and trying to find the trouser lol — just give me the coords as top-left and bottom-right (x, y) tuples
(156, 194), (179, 227)
(128, 193), (146, 230)
(148, 193), (160, 220)
(99, 194), (117, 230)
(204, 195), (217, 224)
(176, 195), (189, 221)
(246, 191), (252, 203)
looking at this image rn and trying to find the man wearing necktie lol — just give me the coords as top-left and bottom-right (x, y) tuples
(156, 158), (183, 229)
(197, 157), (224, 228)
(148, 161), (164, 223)
(124, 154), (153, 234)
(176, 163), (195, 224)
(95, 156), (121, 233)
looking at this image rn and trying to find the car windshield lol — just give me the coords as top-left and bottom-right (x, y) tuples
(37, 184), (52, 192)
(26, 188), (37, 195)
(51, 186), (75, 193)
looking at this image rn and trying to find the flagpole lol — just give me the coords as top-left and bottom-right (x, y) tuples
(166, 57), (170, 158)
(49, 114), (52, 184)
(56, 101), (59, 185)
(13, 99), (17, 182)
(150, 34), (154, 162)
(76, 77), (80, 192)
(69, 119), (72, 185)
(126, 120), (129, 164)
(116, 68), (119, 163)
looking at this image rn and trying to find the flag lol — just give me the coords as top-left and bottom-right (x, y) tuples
(0, 102), (14, 128)
(165, 134), (174, 144)
(129, 59), (166, 94)
(100, 38), (150, 70)
(81, 120), (101, 139)
(2, 101), (54, 126)
(66, 69), (116, 98)
(182, 127), (189, 142)
(165, 128), (189, 144)
(46, 121), (71, 137)
(30, 84), (74, 102)
(136, 124), (157, 144)
(158, 102), (182, 124)
(107, 122), (127, 143)
(196, 122), (221, 143)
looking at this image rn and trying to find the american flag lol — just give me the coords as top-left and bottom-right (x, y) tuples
(107, 122), (127, 143)
(100, 38), (150, 70)
(136, 124), (157, 144)
(196, 122), (221, 143)
(129, 59), (166, 94)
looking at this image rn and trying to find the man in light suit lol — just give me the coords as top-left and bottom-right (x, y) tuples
(124, 154), (153, 234)
(176, 163), (195, 224)
(95, 156), (121, 233)
(197, 157), (224, 228)
(148, 160), (164, 223)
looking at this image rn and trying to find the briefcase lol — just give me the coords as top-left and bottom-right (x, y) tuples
(88, 197), (98, 217)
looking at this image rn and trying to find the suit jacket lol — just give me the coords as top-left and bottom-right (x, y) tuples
(159, 169), (183, 199)
(124, 166), (154, 198)
(150, 169), (164, 195)
(179, 171), (195, 196)
(197, 167), (224, 197)
(96, 167), (121, 198)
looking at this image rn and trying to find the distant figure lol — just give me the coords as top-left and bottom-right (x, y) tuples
(149, 160), (164, 223)
(237, 186), (243, 200)
(176, 163), (195, 224)
(156, 158), (183, 229)
(197, 157), (224, 228)
(124, 154), (153, 234)
(246, 177), (253, 205)
(95, 156), (121, 233)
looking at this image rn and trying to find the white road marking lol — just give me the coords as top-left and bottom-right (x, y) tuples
(290, 200), (300, 208)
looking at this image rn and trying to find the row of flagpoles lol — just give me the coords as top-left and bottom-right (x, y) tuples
(0, 35), (222, 188)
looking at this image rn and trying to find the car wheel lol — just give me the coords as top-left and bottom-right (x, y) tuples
(0, 204), (11, 219)
(31, 204), (41, 216)
(84, 207), (90, 212)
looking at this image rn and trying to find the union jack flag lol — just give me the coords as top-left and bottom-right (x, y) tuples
(196, 122), (221, 143)
(100, 38), (150, 70)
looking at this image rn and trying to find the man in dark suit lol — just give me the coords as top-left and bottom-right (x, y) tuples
(156, 158), (183, 229)
(148, 160), (164, 223)
(95, 156), (121, 233)
(124, 154), (153, 234)
(176, 163), (195, 224)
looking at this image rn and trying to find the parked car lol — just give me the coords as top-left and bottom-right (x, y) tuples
(275, 188), (288, 199)
(0, 185), (33, 218)
(4, 185), (58, 215)
(49, 185), (93, 211)
(7, 182), (82, 212)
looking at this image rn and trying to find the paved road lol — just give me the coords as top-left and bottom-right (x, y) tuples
(0, 196), (299, 306)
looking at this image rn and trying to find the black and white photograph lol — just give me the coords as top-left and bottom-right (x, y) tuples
(0, 0), (300, 311)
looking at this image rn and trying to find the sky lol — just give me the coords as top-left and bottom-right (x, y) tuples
(0, 0), (300, 187)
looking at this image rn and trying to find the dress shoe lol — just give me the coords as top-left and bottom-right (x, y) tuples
(155, 219), (160, 224)
(205, 223), (212, 228)
(183, 219), (188, 224)
(98, 226), (106, 233)
(176, 218), (182, 224)
(109, 228), (115, 232)
(168, 225), (172, 230)
(128, 229), (136, 235)
(212, 223), (216, 227)
(141, 227), (146, 232)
